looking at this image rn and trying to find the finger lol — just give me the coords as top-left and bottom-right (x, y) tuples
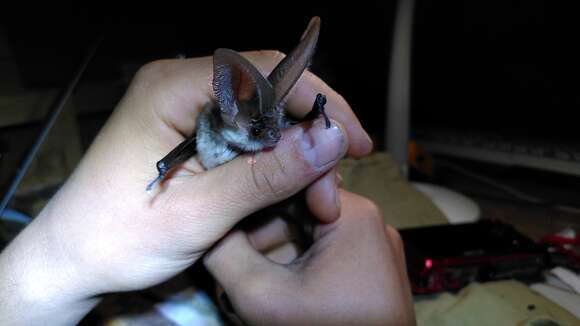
(264, 242), (301, 265)
(205, 229), (301, 324)
(204, 231), (277, 292)
(385, 225), (406, 269)
(313, 189), (380, 241)
(170, 119), (348, 231)
(247, 217), (295, 252)
(247, 51), (373, 158)
(385, 225), (413, 297)
(306, 167), (341, 223)
(284, 72), (373, 158)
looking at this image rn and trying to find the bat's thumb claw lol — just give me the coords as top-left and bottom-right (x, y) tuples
(146, 175), (163, 193)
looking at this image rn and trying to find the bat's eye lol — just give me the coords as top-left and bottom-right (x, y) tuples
(266, 128), (281, 143)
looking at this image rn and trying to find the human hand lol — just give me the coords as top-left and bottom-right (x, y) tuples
(0, 51), (372, 325)
(205, 190), (416, 326)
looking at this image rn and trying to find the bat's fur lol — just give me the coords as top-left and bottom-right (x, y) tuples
(196, 102), (293, 169)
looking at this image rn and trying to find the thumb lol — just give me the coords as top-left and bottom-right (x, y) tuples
(193, 118), (347, 222)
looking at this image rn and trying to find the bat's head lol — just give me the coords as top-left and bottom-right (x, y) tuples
(213, 48), (281, 150)
(212, 17), (321, 151)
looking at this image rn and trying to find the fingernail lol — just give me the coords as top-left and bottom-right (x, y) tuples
(301, 119), (347, 169)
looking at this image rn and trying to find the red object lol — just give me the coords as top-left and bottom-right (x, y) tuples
(539, 232), (580, 268)
(540, 234), (580, 246)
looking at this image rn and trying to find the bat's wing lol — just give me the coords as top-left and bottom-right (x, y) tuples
(213, 48), (275, 126)
(146, 135), (198, 192)
(268, 16), (321, 106)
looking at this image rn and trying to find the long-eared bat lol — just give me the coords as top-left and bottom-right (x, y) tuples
(147, 16), (330, 191)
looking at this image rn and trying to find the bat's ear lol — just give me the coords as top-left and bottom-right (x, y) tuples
(213, 48), (274, 126)
(268, 16), (321, 105)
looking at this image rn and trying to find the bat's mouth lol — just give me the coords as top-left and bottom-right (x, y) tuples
(262, 140), (279, 149)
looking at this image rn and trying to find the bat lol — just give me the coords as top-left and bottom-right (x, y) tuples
(146, 16), (330, 192)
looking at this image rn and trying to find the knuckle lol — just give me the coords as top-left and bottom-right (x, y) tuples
(248, 50), (287, 74)
(358, 198), (385, 226)
(361, 197), (383, 218)
(134, 60), (165, 81)
(386, 225), (403, 246)
(335, 93), (351, 110)
(260, 49), (287, 62)
(132, 59), (175, 90)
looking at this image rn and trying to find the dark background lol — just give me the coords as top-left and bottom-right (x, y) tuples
(3, 1), (580, 145)
(412, 1), (580, 143)
(1, 2), (394, 147)
(1, 0), (580, 205)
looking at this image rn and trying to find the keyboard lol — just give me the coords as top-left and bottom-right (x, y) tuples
(415, 129), (580, 177)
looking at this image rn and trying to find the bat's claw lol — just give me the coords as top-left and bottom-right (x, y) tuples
(146, 174), (163, 192)
(315, 94), (331, 129)
(302, 93), (331, 128)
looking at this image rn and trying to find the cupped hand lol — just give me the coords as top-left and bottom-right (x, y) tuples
(0, 51), (372, 325)
(205, 190), (416, 326)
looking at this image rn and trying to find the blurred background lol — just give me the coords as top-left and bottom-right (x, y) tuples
(2, 1), (580, 324)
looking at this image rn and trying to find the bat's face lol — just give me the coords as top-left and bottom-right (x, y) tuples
(219, 101), (281, 152)
(212, 17), (320, 151)
(248, 110), (281, 147)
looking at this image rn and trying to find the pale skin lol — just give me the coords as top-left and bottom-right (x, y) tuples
(0, 51), (415, 325)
